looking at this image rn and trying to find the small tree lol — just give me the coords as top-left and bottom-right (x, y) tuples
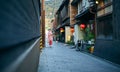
(84, 25), (94, 41)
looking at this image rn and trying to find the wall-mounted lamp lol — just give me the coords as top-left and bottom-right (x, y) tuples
(60, 28), (64, 32)
(96, 1), (99, 4)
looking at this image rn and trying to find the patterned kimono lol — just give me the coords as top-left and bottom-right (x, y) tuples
(48, 31), (53, 45)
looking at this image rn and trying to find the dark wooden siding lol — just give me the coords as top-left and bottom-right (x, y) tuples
(94, 0), (120, 65)
(0, 0), (40, 48)
(94, 39), (120, 65)
(0, 0), (41, 72)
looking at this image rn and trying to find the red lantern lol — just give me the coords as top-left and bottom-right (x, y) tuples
(70, 28), (74, 33)
(80, 24), (85, 29)
(60, 28), (64, 32)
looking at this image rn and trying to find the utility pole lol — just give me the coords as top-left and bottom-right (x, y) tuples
(40, 0), (45, 48)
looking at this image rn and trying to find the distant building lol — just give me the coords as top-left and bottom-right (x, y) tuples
(54, 0), (70, 43)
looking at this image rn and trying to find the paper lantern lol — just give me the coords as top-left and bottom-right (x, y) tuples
(70, 28), (74, 33)
(60, 28), (64, 32)
(80, 24), (85, 29)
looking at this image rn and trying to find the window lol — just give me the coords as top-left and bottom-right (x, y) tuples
(98, 0), (112, 8)
(104, 0), (112, 4)
(97, 0), (112, 17)
(97, 15), (113, 39)
(98, 0), (104, 9)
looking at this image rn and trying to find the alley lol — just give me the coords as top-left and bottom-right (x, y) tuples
(38, 42), (120, 72)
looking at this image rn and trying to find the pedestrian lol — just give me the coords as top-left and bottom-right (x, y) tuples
(48, 29), (53, 47)
(76, 40), (81, 51)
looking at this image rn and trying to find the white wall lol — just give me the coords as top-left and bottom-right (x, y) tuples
(74, 25), (84, 44)
(65, 26), (71, 42)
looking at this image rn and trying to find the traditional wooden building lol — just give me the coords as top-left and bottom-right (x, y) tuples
(71, 0), (95, 45)
(72, 0), (120, 65)
(54, 0), (70, 43)
(94, 0), (120, 65)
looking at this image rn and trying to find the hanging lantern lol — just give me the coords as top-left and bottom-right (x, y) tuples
(70, 27), (74, 33)
(60, 28), (64, 32)
(80, 24), (85, 29)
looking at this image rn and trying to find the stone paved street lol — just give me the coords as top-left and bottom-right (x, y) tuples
(38, 42), (120, 72)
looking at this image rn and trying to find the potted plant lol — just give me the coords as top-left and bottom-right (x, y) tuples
(84, 25), (95, 53)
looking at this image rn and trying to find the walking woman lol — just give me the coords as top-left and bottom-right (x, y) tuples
(48, 29), (53, 47)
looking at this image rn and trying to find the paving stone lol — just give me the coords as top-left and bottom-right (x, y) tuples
(38, 42), (120, 72)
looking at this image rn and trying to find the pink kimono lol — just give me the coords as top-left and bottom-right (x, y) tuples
(48, 31), (53, 46)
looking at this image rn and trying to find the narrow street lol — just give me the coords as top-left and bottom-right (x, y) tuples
(1, 0), (120, 72)
(38, 42), (120, 72)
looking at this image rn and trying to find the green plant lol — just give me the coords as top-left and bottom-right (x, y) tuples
(84, 27), (95, 41)
(86, 46), (91, 50)
(85, 45), (93, 53)
(66, 41), (74, 45)
(88, 32), (94, 40)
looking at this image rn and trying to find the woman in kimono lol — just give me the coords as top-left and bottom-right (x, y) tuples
(48, 29), (53, 47)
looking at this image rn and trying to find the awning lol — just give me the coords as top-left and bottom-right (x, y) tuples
(55, 18), (70, 31)
(61, 18), (70, 27)
(75, 9), (95, 20)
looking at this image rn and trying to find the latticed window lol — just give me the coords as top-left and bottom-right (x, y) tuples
(97, 0), (112, 17)
(104, 0), (112, 4)
(97, 15), (113, 39)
